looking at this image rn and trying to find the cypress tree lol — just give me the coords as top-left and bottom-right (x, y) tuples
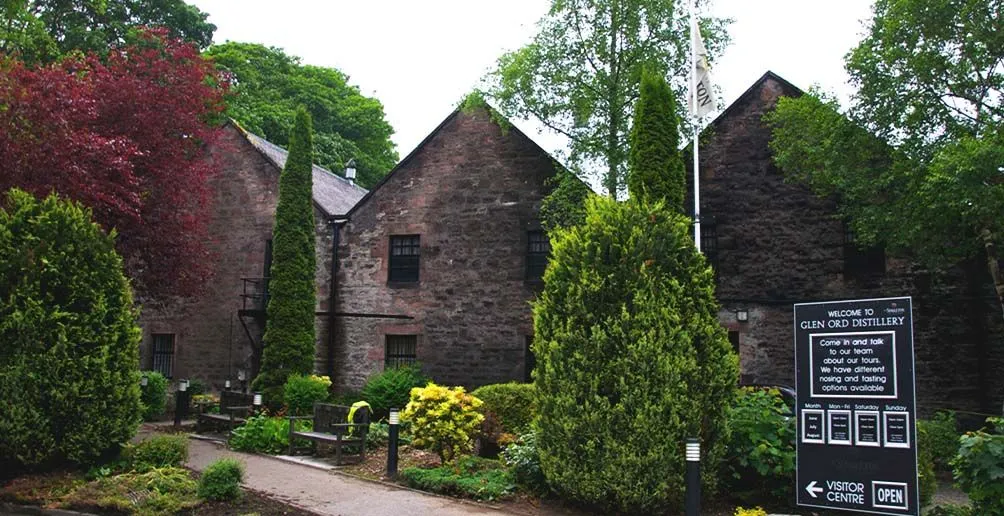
(627, 68), (686, 212)
(253, 108), (317, 407)
(532, 196), (738, 512)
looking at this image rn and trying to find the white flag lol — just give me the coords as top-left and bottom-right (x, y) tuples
(688, 17), (716, 118)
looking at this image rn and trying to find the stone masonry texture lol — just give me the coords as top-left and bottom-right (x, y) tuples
(696, 73), (1004, 417)
(333, 108), (556, 391)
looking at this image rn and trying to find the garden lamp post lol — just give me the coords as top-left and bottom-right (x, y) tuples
(685, 438), (701, 516)
(387, 408), (400, 478)
(253, 392), (262, 415)
(174, 379), (190, 428)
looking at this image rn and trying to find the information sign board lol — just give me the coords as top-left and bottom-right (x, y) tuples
(794, 297), (919, 515)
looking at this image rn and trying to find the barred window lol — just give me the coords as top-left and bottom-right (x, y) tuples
(526, 230), (550, 281)
(389, 235), (420, 283)
(152, 334), (175, 378)
(701, 221), (719, 271)
(385, 335), (417, 369)
(843, 222), (885, 277)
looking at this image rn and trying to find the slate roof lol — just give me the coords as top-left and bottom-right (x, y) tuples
(234, 122), (368, 217)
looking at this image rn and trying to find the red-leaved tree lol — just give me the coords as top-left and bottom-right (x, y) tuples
(0, 29), (227, 298)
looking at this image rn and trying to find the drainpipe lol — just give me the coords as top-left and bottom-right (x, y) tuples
(327, 218), (346, 380)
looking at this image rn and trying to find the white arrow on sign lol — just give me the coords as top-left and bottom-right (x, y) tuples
(805, 480), (824, 498)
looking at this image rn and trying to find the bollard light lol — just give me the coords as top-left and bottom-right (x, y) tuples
(141, 375), (148, 387)
(685, 437), (701, 516)
(253, 392), (262, 407)
(686, 438), (700, 462)
(224, 379), (231, 389)
(387, 407), (400, 478)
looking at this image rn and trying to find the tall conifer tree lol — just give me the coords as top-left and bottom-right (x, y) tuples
(627, 69), (685, 211)
(253, 108), (317, 406)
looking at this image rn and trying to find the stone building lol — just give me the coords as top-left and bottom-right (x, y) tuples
(138, 74), (1002, 416)
(329, 107), (558, 391)
(696, 71), (1004, 416)
(137, 121), (366, 388)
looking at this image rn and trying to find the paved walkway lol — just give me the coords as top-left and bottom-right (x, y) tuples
(184, 438), (500, 516)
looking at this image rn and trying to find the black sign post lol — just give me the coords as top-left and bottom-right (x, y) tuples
(794, 297), (918, 515)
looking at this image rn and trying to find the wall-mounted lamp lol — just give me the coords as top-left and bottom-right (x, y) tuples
(736, 309), (749, 322)
(253, 392), (263, 407)
(224, 379), (231, 389)
(344, 158), (357, 185)
(178, 379), (189, 392)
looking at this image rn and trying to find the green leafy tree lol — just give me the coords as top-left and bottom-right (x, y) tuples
(627, 68), (685, 210)
(486, 0), (728, 197)
(205, 42), (398, 188)
(540, 167), (593, 232)
(532, 196), (738, 512)
(0, 189), (141, 468)
(253, 108), (317, 408)
(0, 0), (215, 60)
(766, 0), (1004, 317)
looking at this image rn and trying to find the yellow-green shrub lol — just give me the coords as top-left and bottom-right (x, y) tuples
(402, 383), (484, 463)
(734, 507), (767, 516)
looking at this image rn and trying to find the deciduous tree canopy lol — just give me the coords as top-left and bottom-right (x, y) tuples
(205, 42), (398, 189)
(0, 29), (227, 298)
(766, 0), (1004, 314)
(486, 0), (728, 197)
(0, 0), (215, 61)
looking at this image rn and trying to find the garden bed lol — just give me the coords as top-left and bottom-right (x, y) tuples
(0, 468), (315, 516)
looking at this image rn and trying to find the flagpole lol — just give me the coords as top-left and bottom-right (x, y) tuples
(691, 0), (702, 253)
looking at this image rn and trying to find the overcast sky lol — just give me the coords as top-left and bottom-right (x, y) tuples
(191, 0), (875, 162)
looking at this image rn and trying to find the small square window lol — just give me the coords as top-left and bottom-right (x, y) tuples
(526, 230), (550, 281)
(385, 335), (417, 369)
(389, 235), (420, 283)
(152, 334), (175, 378)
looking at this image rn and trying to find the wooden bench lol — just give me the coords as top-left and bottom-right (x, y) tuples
(288, 402), (370, 465)
(195, 391), (253, 435)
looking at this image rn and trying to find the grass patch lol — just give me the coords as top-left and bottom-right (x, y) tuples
(400, 456), (515, 501)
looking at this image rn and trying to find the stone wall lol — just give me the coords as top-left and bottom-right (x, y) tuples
(333, 108), (556, 391)
(698, 74), (1004, 415)
(138, 124), (278, 390)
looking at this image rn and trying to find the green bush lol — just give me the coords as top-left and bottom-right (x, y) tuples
(926, 505), (973, 516)
(128, 435), (188, 473)
(532, 197), (739, 513)
(952, 417), (1004, 515)
(916, 421), (938, 507)
(283, 374), (331, 415)
(229, 415), (311, 455)
(63, 466), (198, 515)
(361, 365), (428, 420)
(721, 387), (795, 504)
(472, 382), (535, 436)
(253, 108), (317, 409)
(187, 379), (207, 396)
(501, 431), (547, 495)
(0, 190), (142, 468)
(402, 383), (484, 463)
(400, 456), (515, 501)
(141, 371), (169, 421)
(198, 458), (244, 501)
(920, 411), (960, 472)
